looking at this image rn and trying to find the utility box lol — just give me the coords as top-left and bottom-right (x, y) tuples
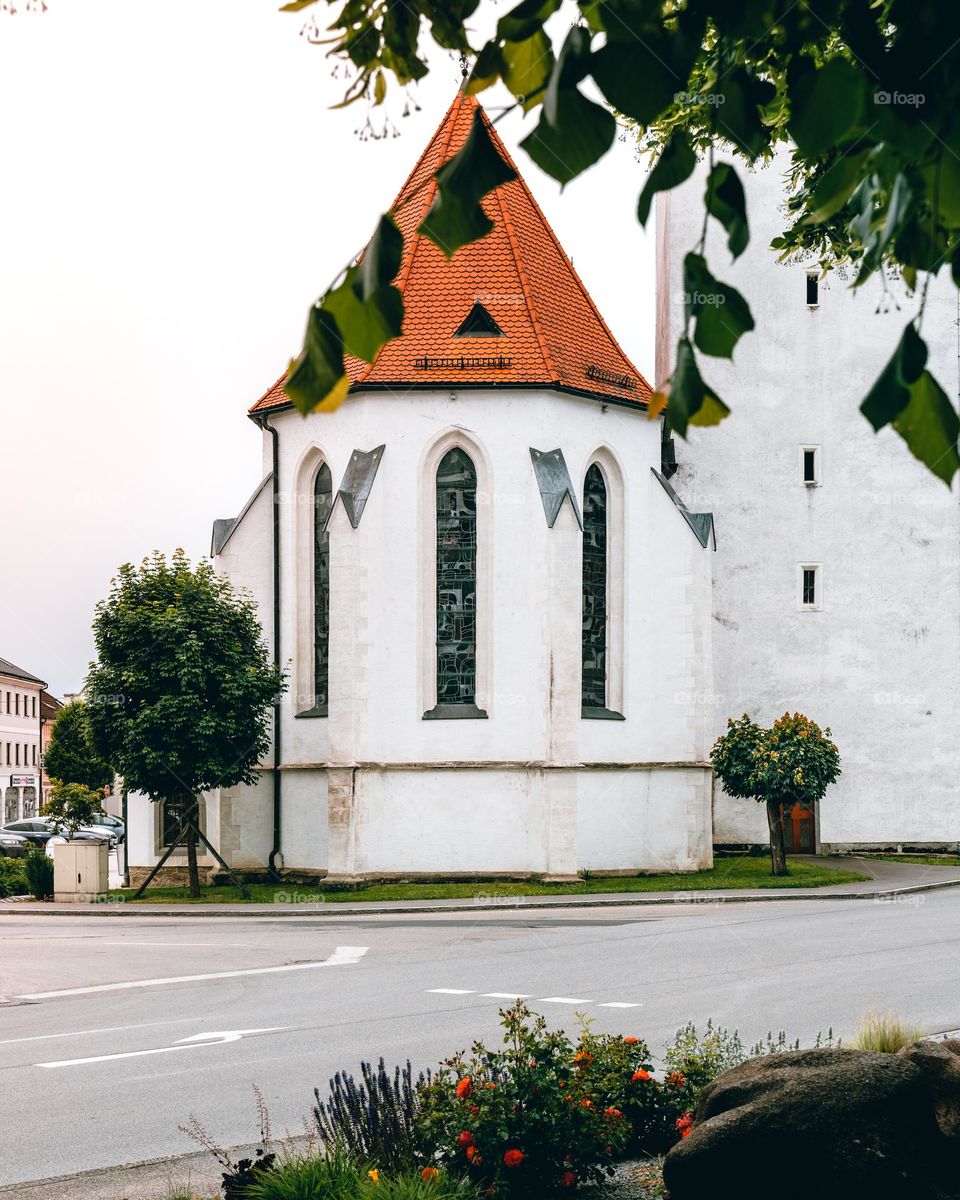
(53, 841), (109, 903)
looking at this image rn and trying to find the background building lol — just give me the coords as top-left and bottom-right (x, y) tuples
(658, 155), (960, 852)
(0, 657), (46, 822)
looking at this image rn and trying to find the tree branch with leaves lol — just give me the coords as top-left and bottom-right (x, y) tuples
(281, 0), (960, 484)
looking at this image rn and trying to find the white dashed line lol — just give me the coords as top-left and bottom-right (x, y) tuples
(598, 1002), (642, 1009)
(538, 996), (592, 1005)
(427, 988), (475, 995)
(482, 992), (532, 999)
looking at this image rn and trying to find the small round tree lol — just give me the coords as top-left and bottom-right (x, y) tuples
(43, 700), (114, 794)
(711, 712), (841, 876)
(86, 550), (286, 898)
(43, 781), (102, 840)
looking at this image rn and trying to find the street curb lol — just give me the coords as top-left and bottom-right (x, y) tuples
(2, 875), (960, 917)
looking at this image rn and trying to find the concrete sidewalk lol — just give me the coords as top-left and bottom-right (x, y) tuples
(3, 857), (960, 918)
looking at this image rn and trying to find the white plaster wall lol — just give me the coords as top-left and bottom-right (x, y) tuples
(660, 155), (960, 847)
(576, 767), (712, 871)
(126, 789), (218, 870)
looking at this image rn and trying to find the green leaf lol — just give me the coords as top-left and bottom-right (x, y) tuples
(683, 252), (755, 358)
(419, 110), (518, 257)
(789, 59), (868, 160)
(716, 68), (775, 160)
(279, 0), (317, 11)
(590, 39), (679, 127)
(705, 163), (749, 258)
(466, 41), (504, 96)
(806, 150), (870, 222)
(359, 214), (404, 299)
(325, 270), (403, 364)
(520, 88), (616, 186)
(893, 369), (960, 485)
(859, 322), (927, 430)
(496, 0), (562, 43)
(636, 133), (696, 226)
(667, 337), (729, 438)
(543, 25), (592, 127)
(501, 30), (554, 101)
(284, 307), (350, 416)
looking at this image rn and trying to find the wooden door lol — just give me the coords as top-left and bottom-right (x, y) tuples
(781, 803), (816, 853)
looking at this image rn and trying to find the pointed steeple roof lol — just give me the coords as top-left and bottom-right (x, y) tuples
(252, 91), (650, 413)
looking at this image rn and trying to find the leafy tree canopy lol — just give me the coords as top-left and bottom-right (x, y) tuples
(85, 550), (285, 807)
(43, 699), (114, 794)
(282, 0), (960, 484)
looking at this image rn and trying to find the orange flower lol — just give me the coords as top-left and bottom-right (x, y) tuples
(632, 1069), (651, 1082)
(421, 1167), (439, 1182)
(457, 1130), (475, 1149)
(623, 1037), (639, 1044)
(573, 1051), (592, 1067)
(466, 1146), (477, 1161)
(469, 1105), (480, 1115)
(560, 1170), (576, 1188)
(668, 1072), (686, 1088)
(604, 1107), (623, 1120)
(367, 1169), (380, 1183)
(456, 1077), (472, 1099)
(503, 1149), (524, 1168)
(485, 1082), (497, 1090)
(580, 1098), (592, 1108)
(676, 1112), (693, 1138)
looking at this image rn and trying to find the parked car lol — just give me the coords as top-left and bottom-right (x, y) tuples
(44, 830), (116, 859)
(3, 817), (116, 850)
(0, 830), (30, 858)
(2, 819), (55, 848)
(90, 812), (125, 844)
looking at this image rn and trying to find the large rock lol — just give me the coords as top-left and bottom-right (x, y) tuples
(662, 1039), (960, 1200)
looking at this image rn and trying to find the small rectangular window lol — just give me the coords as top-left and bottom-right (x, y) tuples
(799, 564), (822, 610)
(14, 744), (19, 766)
(14, 694), (19, 717)
(806, 272), (819, 306)
(4, 743), (9, 765)
(31, 744), (36, 765)
(31, 696), (36, 718)
(801, 445), (821, 485)
(4, 692), (8, 714)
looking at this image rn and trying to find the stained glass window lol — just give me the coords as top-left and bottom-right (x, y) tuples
(582, 464), (608, 709)
(436, 449), (478, 705)
(314, 463), (333, 712)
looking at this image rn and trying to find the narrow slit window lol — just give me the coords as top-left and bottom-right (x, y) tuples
(806, 272), (819, 306)
(802, 447), (818, 484)
(313, 463), (333, 713)
(801, 566), (819, 608)
(436, 449), (478, 705)
(582, 464), (608, 709)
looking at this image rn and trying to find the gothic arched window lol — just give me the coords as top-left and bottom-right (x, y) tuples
(582, 463), (608, 711)
(314, 463), (333, 714)
(435, 448), (478, 708)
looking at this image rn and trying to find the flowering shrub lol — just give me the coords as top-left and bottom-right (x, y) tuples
(414, 1004), (638, 1197)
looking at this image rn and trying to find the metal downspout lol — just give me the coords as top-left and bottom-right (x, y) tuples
(253, 412), (282, 882)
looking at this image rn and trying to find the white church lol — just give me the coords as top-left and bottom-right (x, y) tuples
(127, 90), (959, 884)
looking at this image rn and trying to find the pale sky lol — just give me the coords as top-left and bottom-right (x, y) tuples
(0, 1), (655, 698)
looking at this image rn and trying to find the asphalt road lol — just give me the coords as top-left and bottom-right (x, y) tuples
(1, 891), (959, 1187)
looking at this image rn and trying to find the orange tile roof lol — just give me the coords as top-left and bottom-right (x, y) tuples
(251, 91), (651, 414)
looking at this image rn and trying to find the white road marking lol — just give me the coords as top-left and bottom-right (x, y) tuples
(17, 946), (368, 1000)
(0, 1020), (191, 1047)
(598, 1002), (641, 1009)
(482, 992), (532, 999)
(538, 996), (593, 1005)
(37, 1027), (286, 1069)
(427, 988), (475, 995)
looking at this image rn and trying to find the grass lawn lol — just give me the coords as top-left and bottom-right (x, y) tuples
(110, 856), (868, 904)
(862, 853), (960, 867)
